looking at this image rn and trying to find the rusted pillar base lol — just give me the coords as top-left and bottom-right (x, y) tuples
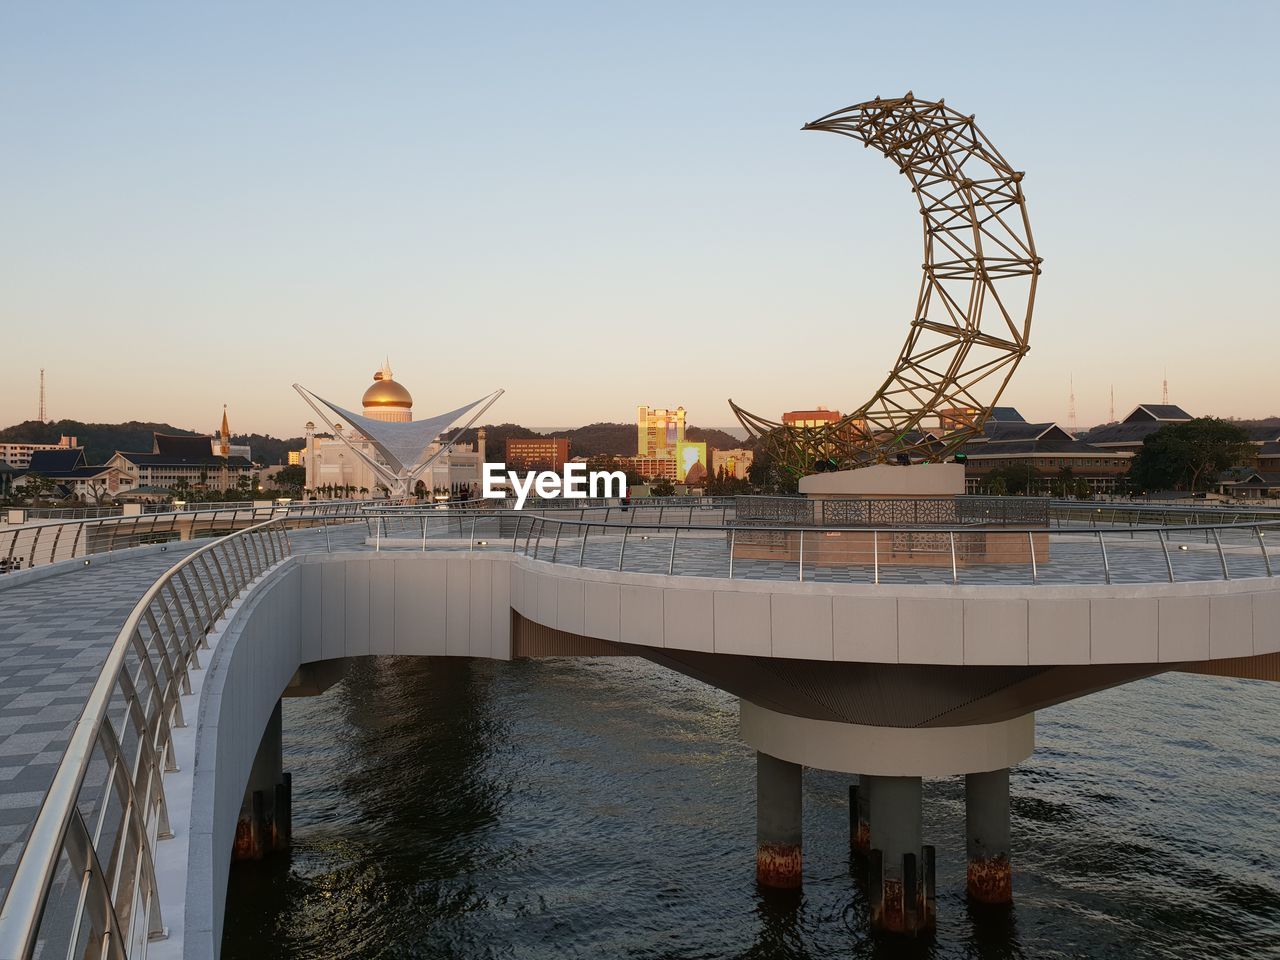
(965, 768), (1012, 905)
(756, 751), (802, 889)
(232, 701), (291, 861)
(867, 775), (934, 935)
(757, 841), (802, 889)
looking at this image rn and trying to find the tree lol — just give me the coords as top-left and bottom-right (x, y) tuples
(274, 464), (306, 495)
(1130, 418), (1254, 492)
(979, 465), (1041, 496)
(19, 473), (58, 505)
(650, 478), (676, 497)
(84, 479), (114, 506)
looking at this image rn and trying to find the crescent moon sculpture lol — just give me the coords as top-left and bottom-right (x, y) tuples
(730, 92), (1041, 474)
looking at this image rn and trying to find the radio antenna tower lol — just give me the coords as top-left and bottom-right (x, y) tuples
(1109, 384), (1115, 422)
(1162, 369), (1169, 405)
(1067, 375), (1078, 437)
(38, 369), (46, 422)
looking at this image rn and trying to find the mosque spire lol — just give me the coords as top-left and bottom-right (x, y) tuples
(220, 404), (231, 458)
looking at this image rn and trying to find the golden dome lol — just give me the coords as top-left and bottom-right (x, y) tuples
(362, 362), (413, 409)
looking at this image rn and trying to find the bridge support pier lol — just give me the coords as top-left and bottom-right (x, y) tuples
(849, 777), (871, 857)
(233, 699), (292, 860)
(866, 775), (934, 935)
(965, 768), (1012, 905)
(756, 751), (802, 889)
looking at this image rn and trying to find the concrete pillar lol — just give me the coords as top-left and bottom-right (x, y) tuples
(965, 768), (1012, 905)
(233, 700), (292, 860)
(866, 775), (934, 935)
(755, 751), (802, 889)
(849, 777), (872, 856)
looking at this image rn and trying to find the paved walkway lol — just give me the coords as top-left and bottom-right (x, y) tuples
(0, 546), (199, 896)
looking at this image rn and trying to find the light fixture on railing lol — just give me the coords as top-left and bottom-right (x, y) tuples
(1179, 544), (1189, 551)
(173, 500), (186, 511)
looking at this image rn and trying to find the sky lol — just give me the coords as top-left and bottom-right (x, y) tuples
(2, 1), (1278, 438)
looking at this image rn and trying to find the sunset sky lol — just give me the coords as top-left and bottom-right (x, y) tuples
(3, 2), (1277, 438)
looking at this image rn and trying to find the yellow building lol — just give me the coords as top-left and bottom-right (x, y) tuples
(637, 405), (685, 457)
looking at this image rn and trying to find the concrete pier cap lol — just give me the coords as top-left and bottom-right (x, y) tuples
(739, 700), (1034, 777)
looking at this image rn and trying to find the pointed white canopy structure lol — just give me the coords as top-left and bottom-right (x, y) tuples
(294, 383), (503, 497)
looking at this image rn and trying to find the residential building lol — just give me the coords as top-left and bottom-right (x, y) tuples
(506, 438), (570, 470)
(622, 455), (679, 481)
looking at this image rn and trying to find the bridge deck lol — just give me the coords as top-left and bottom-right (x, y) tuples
(0, 547), (201, 895)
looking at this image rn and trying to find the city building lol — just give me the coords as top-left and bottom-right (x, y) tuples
(622, 455), (679, 481)
(108, 435), (254, 494)
(782, 407), (842, 428)
(1079, 403), (1193, 454)
(11, 448), (133, 502)
(712, 447), (754, 480)
(637, 405), (685, 457)
(0, 436), (79, 471)
(956, 408), (1133, 494)
(302, 364), (488, 498)
(287, 450), (304, 466)
(505, 437), (569, 470)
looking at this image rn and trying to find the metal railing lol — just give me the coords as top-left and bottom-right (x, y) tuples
(283, 500), (1280, 587)
(0, 503), (363, 576)
(498, 514), (1279, 586)
(0, 519), (292, 960)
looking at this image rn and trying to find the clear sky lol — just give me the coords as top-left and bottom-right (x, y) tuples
(2, 1), (1277, 438)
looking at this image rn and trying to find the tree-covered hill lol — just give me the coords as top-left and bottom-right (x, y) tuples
(0, 419), (304, 466)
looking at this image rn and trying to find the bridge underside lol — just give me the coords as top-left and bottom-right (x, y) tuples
(511, 613), (1182, 728)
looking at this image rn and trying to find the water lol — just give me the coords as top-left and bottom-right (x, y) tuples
(222, 657), (1280, 959)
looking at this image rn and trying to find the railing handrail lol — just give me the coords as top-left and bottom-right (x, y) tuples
(0, 517), (291, 959)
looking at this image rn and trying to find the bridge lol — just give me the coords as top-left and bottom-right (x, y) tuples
(0, 496), (1277, 956)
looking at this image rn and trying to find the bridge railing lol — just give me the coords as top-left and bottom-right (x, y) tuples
(502, 514), (1280, 586)
(0, 502), (371, 576)
(286, 501), (1280, 586)
(0, 518), (292, 960)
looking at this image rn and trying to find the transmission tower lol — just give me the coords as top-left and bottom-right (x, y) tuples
(1067, 375), (1078, 436)
(38, 369), (46, 422)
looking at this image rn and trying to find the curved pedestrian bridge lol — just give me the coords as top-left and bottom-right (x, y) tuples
(0, 498), (1276, 956)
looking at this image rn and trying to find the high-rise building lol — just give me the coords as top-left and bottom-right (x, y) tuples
(637, 405), (685, 457)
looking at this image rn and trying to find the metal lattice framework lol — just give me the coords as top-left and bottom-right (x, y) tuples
(731, 92), (1041, 474)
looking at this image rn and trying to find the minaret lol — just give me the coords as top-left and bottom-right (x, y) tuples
(477, 427), (487, 463)
(220, 405), (231, 458)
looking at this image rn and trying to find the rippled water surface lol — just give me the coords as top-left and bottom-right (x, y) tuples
(222, 657), (1280, 959)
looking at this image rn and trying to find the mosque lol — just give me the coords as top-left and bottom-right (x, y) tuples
(301, 360), (487, 499)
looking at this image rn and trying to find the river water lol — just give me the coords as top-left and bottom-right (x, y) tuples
(222, 656), (1280, 959)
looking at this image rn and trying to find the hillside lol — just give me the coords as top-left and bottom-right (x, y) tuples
(0, 419), (304, 466)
